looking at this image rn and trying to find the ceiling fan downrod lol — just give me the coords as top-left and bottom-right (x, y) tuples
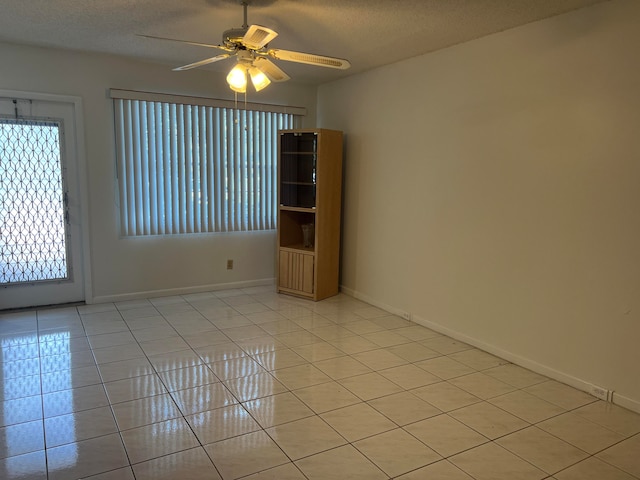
(241, 1), (249, 29)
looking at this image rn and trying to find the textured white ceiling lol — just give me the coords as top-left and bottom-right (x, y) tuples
(0, 0), (608, 85)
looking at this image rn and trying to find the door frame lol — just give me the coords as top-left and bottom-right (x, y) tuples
(0, 89), (93, 306)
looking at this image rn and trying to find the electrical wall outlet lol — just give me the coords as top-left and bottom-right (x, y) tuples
(590, 384), (612, 402)
(400, 311), (412, 321)
(226, 259), (233, 270)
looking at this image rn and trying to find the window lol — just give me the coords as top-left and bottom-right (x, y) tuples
(112, 90), (303, 236)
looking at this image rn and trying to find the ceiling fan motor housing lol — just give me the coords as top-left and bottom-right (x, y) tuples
(223, 27), (249, 47)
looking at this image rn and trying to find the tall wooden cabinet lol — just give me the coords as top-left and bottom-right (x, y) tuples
(277, 129), (343, 301)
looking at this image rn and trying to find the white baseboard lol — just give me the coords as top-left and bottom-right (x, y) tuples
(411, 314), (601, 400)
(340, 286), (412, 320)
(611, 392), (640, 414)
(90, 278), (275, 304)
(339, 286), (640, 415)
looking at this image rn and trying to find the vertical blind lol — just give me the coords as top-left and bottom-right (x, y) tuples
(113, 97), (300, 236)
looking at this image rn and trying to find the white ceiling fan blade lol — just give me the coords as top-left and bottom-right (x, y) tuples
(138, 34), (234, 52)
(254, 58), (290, 82)
(242, 24), (278, 50)
(267, 49), (351, 69)
(172, 54), (232, 71)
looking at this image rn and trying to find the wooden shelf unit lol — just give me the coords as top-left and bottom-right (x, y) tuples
(277, 129), (343, 301)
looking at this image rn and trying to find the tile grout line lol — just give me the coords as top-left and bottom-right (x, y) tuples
(35, 309), (50, 480)
(105, 298), (220, 477)
(80, 303), (137, 479)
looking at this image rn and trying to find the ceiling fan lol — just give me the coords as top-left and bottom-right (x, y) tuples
(141, 1), (351, 93)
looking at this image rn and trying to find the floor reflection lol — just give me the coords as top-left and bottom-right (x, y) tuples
(2, 330), (78, 471)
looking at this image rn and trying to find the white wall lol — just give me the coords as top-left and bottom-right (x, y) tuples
(0, 42), (317, 302)
(317, 0), (640, 410)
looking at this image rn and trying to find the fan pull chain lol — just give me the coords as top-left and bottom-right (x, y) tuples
(234, 91), (239, 124)
(231, 91), (248, 131)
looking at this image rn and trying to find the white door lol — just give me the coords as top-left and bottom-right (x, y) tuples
(0, 96), (85, 309)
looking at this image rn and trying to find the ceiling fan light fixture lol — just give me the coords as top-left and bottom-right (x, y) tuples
(227, 63), (248, 93)
(249, 66), (271, 92)
(146, 1), (351, 93)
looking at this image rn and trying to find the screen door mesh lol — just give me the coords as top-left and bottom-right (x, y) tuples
(0, 119), (69, 284)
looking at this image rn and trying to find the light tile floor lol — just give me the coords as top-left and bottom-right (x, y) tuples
(1, 287), (639, 479)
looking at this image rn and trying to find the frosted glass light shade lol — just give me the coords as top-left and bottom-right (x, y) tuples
(249, 66), (271, 92)
(227, 64), (247, 93)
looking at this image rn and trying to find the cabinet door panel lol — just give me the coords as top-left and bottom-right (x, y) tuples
(279, 250), (314, 294)
(301, 254), (314, 294)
